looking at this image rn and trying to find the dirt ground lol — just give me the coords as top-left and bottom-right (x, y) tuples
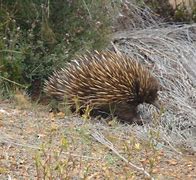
(0, 99), (196, 179)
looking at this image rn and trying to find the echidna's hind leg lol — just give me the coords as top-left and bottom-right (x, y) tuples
(90, 107), (111, 119)
(112, 103), (142, 124)
(90, 103), (142, 125)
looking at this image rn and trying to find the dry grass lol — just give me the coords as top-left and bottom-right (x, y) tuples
(112, 23), (196, 153)
(113, 1), (161, 31)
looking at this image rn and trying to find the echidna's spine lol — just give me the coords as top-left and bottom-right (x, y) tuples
(44, 51), (159, 110)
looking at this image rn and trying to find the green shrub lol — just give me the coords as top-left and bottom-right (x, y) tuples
(0, 0), (113, 97)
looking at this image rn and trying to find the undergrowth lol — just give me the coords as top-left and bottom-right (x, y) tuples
(0, 0), (114, 97)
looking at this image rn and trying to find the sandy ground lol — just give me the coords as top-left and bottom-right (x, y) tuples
(0, 99), (196, 179)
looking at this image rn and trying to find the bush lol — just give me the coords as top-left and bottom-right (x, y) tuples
(0, 0), (113, 97)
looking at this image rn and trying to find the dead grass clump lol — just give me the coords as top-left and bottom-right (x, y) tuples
(13, 90), (31, 109)
(112, 0), (161, 31)
(112, 23), (196, 153)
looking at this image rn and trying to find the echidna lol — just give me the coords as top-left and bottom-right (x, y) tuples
(44, 51), (159, 122)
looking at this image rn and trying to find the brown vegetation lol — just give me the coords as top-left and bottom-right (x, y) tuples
(169, 0), (194, 9)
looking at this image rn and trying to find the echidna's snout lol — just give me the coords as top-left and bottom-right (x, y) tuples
(152, 99), (161, 109)
(150, 97), (162, 110)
